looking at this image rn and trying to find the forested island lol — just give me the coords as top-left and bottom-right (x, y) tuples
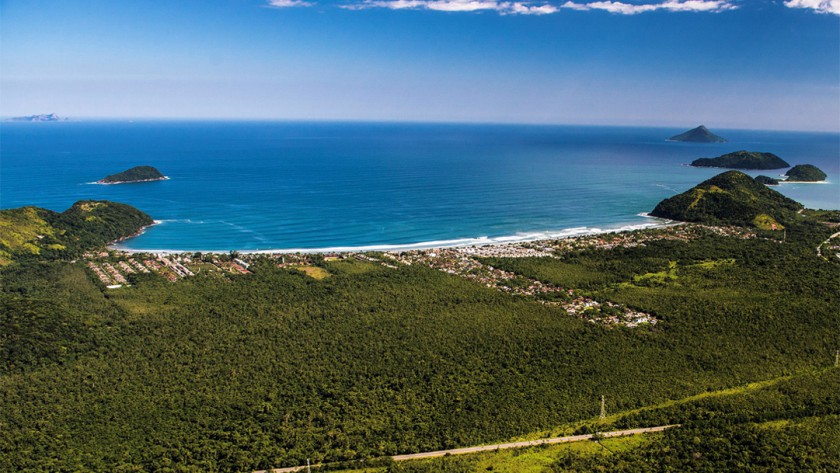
(690, 150), (790, 170)
(755, 175), (780, 186)
(97, 165), (166, 184)
(668, 125), (727, 143)
(1, 181), (838, 472)
(785, 164), (828, 182)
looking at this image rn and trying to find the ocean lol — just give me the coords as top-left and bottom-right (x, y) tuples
(2, 121), (838, 252)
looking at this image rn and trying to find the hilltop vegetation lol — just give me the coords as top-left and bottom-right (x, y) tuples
(98, 165), (166, 184)
(785, 164), (828, 182)
(650, 171), (803, 229)
(0, 201), (152, 265)
(690, 150), (790, 170)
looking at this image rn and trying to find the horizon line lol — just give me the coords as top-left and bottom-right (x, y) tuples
(3, 115), (839, 134)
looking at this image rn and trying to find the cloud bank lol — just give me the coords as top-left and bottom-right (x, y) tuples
(266, 1), (840, 16)
(561, 1), (735, 14)
(343, 1), (559, 14)
(268, 1), (740, 15)
(784, 0), (840, 15)
(268, 0), (314, 7)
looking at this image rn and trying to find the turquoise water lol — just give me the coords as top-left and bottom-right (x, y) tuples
(2, 121), (838, 252)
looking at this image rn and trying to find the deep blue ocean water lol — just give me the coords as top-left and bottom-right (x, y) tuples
(2, 121), (838, 252)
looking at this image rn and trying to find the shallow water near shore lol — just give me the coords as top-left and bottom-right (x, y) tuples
(2, 121), (838, 252)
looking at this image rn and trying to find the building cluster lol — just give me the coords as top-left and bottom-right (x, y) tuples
(83, 252), (248, 287)
(86, 257), (154, 287)
(537, 224), (756, 254)
(387, 247), (656, 328)
(86, 225), (755, 328)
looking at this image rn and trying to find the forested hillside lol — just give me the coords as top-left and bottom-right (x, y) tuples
(1, 215), (837, 472)
(0, 201), (152, 264)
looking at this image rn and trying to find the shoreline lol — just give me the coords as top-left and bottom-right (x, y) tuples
(776, 180), (830, 185)
(93, 176), (170, 185)
(109, 215), (681, 255)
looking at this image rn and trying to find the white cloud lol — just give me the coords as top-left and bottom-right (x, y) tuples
(344, 1), (559, 14)
(560, 1), (736, 14)
(268, 0), (738, 15)
(267, 0), (314, 7)
(784, 0), (840, 15)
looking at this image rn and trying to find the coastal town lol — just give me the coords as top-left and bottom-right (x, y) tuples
(84, 224), (760, 328)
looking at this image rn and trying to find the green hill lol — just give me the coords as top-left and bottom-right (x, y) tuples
(785, 164), (827, 182)
(0, 201), (153, 264)
(668, 125), (726, 143)
(691, 150), (789, 170)
(98, 165), (165, 184)
(650, 171), (803, 229)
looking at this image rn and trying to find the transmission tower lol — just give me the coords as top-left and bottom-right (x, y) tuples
(599, 395), (606, 420)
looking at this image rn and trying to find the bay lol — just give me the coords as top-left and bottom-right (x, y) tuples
(2, 121), (837, 252)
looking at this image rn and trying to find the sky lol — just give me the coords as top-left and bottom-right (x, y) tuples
(1, 0), (839, 131)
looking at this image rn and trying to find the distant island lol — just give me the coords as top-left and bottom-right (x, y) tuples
(97, 166), (167, 184)
(650, 170), (802, 230)
(690, 150), (790, 170)
(668, 125), (726, 143)
(784, 164), (827, 182)
(755, 175), (780, 186)
(10, 113), (64, 122)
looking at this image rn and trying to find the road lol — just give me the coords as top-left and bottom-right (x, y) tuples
(817, 231), (840, 258)
(256, 424), (680, 473)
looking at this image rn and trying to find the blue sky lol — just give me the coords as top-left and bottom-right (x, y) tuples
(1, 0), (838, 130)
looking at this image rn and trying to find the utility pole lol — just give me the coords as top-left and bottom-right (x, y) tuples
(307, 458), (311, 473)
(599, 395), (606, 420)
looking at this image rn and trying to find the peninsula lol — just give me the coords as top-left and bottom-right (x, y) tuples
(649, 170), (802, 229)
(97, 166), (167, 184)
(690, 150), (790, 170)
(784, 164), (827, 182)
(668, 125), (726, 143)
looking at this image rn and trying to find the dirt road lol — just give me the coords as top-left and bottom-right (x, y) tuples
(257, 424), (680, 473)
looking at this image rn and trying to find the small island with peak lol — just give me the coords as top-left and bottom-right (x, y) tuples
(668, 125), (727, 143)
(97, 166), (167, 184)
(784, 164), (827, 182)
(690, 150), (790, 170)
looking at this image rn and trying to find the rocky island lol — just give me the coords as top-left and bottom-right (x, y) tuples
(10, 113), (64, 122)
(97, 166), (167, 184)
(755, 175), (780, 186)
(668, 125), (727, 143)
(690, 150), (790, 170)
(650, 170), (802, 230)
(784, 164), (827, 182)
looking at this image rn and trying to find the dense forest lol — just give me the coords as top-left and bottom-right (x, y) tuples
(1, 205), (837, 471)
